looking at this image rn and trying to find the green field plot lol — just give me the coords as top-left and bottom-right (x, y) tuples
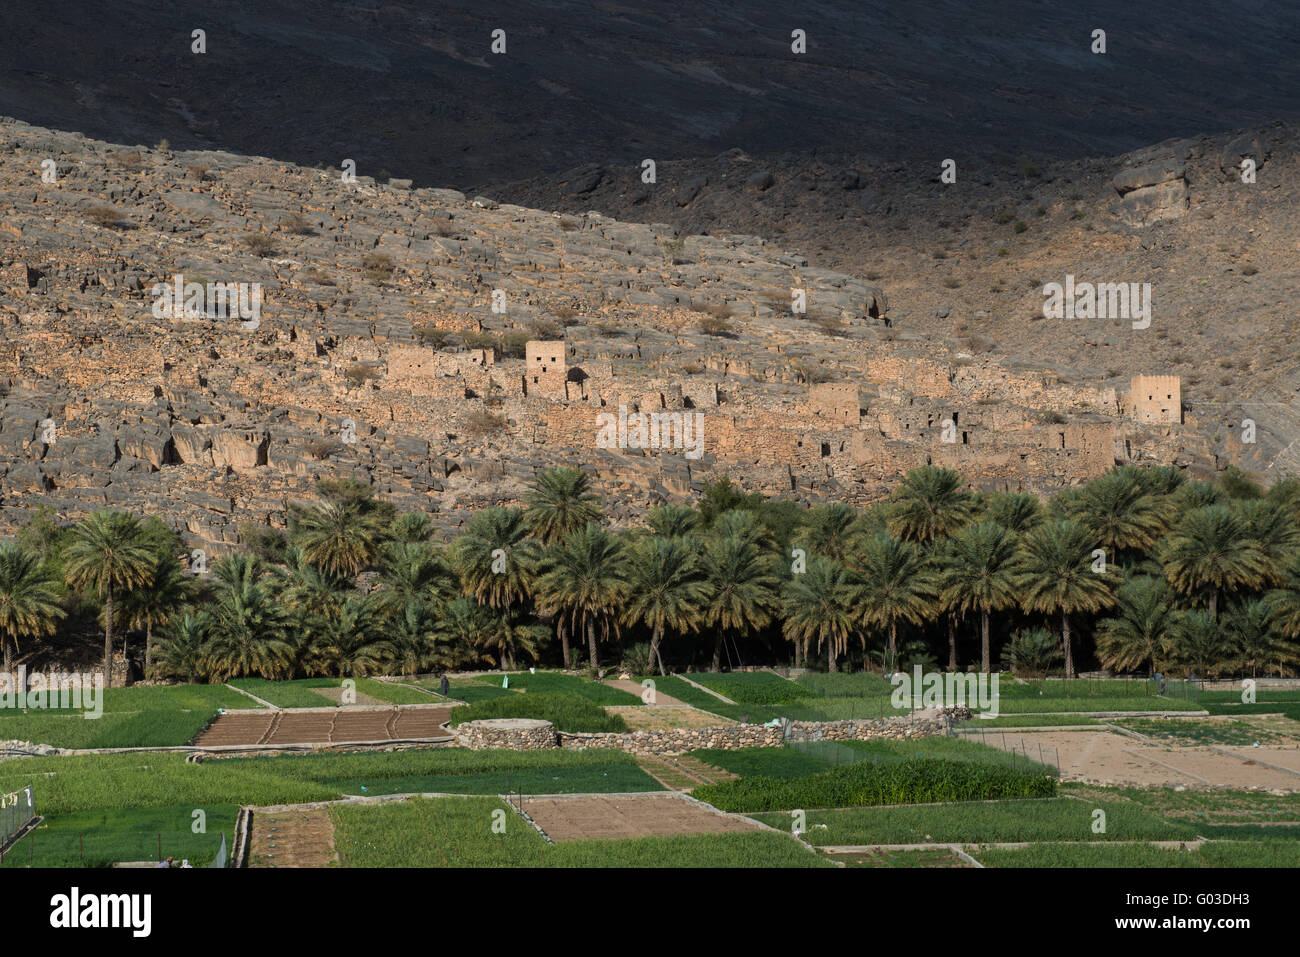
(0, 747), (659, 816)
(329, 796), (827, 868)
(974, 840), (1300, 868)
(794, 673), (894, 698)
(689, 672), (815, 706)
(752, 798), (1194, 846)
(1112, 716), (1297, 747)
(694, 758), (1056, 813)
(414, 678), (519, 704)
(448, 692), (629, 733)
(473, 672), (641, 705)
(0, 804), (236, 868)
(227, 678), (338, 708)
(1067, 783), (1300, 827)
(633, 676), (776, 723)
(0, 683), (258, 749)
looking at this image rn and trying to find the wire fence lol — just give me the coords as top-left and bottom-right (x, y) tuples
(0, 825), (229, 868)
(0, 784), (35, 852)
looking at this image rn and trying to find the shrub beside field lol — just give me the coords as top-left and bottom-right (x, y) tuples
(448, 693), (629, 733)
(694, 759), (1056, 812)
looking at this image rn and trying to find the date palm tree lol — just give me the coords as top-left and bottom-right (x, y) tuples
(848, 534), (934, 670)
(308, 591), (391, 677)
(701, 532), (779, 672)
(378, 542), (458, 605)
(794, 503), (861, 564)
(63, 510), (154, 681)
(887, 466), (976, 544)
(288, 500), (385, 578)
(1238, 499), (1300, 587)
(203, 554), (294, 680)
(1064, 470), (1173, 558)
(0, 544), (66, 678)
(645, 504), (700, 540)
(524, 466), (602, 544)
(1095, 575), (1178, 675)
(781, 556), (855, 671)
(533, 523), (629, 673)
(1014, 520), (1116, 678)
(1266, 552), (1300, 641)
(981, 492), (1044, 535)
(151, 613), (212, 683)
(122, 550), (193, 679)
(1226, 599), (1298, 678)
(453, 507), (543, 661)
(434, 596), (497, 668)
(622, 536), (707, 675)
(1161, 505), (1268, 620)
(936, 522), (1019, 673)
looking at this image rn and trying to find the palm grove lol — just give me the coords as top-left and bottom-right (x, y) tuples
(2, 464), (1300, 684)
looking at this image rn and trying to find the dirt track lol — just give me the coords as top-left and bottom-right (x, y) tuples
(194, 706), (454, 747)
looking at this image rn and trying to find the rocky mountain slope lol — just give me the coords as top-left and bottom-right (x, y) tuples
(0, 116), (1283, 553)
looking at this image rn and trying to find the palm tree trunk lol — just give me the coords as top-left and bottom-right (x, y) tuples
(2, 636), (10, 679)
(122, 631), (131, 686)
(981, 610), (990, 674)
(1062, 610), (1075, 679)
(711, 631), (723, 672)
(889, 620), (898, 659)
(104, 587), (115, 686)
(828, 639), (838, 673)
(587, 619), (599, 673)
(948, 616), (958, 671)
(145, 621), (153, 677)
(1209, 587), (1218, 622)
(558, 622), (571, 670)
(648, 623), (665, 676)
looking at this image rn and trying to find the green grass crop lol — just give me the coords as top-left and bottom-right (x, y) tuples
(634, 676), (777, 723)
(0, 748), (657, 815)
(0, 684), (258, 748)
(0, 804), (236, 868)
(841, 735), (1059, 775)
(693, 758), (1056, 812)
(353, 678), (435, 705)
(751, 798), (1195, 845)
(689, 746), (850, 780)
(416, 679), (519, 703)
(1065, 783), (1300, 825)
(329, 796), (827, 867)
(690, 672), (815, 706)
(1112, 717), (1293, 747)
(474, 672), (642, 705)
(448, 692), (629, 733)
(974, 840), (1300, 868)
(795, 673), (894, 698)
(227, 678), (338, 707)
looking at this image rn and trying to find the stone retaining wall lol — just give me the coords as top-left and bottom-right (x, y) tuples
(455, 718), (557, 750)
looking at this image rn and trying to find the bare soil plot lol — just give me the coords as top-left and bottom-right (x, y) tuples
(247, 807), (337, 868)
(980, 729), (1300, 790)
(610, 705), (731, 731)
(193, 705), (453, 746)
(636, 754), (739, 791)
(520, 794), (762, 842)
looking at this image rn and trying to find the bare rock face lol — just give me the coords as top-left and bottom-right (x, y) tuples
(1112, 159), (1189, 225)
